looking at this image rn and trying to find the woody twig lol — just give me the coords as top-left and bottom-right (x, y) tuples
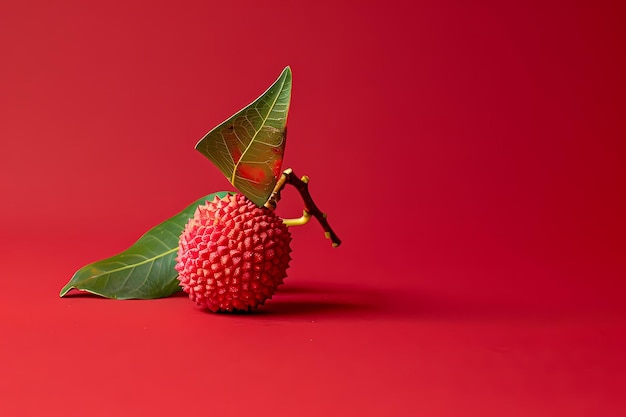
(265, 168), (341, 247)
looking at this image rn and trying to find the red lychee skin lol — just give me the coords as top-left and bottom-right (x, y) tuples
(175, 193), (292, 312)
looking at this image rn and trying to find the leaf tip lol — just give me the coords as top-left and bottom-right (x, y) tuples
(59, 284), (73, 298)
(281, 66), (292, 84)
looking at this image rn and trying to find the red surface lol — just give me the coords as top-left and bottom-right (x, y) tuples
(1, 0), (625, 415)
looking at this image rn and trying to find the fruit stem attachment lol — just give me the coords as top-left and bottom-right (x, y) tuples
(265, 168), (341, 247)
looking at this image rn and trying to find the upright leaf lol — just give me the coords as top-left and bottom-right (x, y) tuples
(60, 191), (230, 299)
(195, 67), (292, 206)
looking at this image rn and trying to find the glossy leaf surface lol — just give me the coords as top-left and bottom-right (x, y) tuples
(195, 67), (292, 206)
(59, 191), (230, 299)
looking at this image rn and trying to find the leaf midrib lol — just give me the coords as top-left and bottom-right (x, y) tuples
(83, 247), (178, 281)
(229, 75), (287, 184)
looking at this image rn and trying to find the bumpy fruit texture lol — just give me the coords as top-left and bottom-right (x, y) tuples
(175, 193), (292, 312)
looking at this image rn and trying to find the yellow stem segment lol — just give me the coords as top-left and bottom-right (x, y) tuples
(283, 210), (312, 227)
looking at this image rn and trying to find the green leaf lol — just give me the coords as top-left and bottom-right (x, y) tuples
(195, 67), (292, 206)
(59, 191), (231, 299)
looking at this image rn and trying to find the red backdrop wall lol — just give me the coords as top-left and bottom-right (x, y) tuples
(1, 0), (624, 416)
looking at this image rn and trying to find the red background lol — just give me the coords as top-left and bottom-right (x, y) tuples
(1, 0), (625, 415)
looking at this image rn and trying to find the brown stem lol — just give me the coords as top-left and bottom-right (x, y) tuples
(265, 168), (342, 247)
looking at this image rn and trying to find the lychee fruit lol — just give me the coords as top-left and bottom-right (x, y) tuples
(175, 193), (292, 312)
